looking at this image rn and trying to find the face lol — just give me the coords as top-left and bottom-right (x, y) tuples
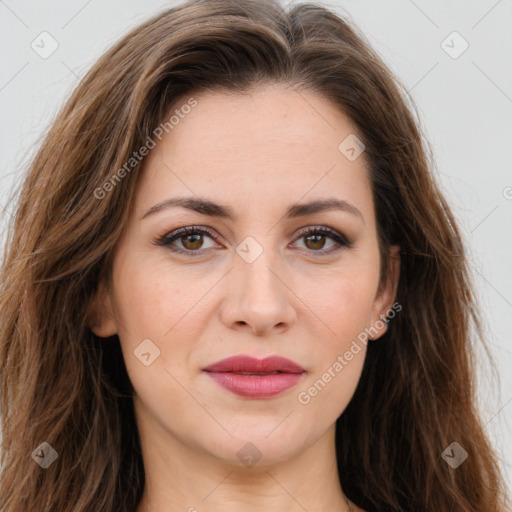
(90, 83), (399, 468)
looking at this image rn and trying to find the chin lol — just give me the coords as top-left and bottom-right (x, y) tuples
(202, 421), (312, 468)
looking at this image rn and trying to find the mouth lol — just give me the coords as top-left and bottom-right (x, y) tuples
(202, 355), (306, 399)
(234, 371), (281, 375)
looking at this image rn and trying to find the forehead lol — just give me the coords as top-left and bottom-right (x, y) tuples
(134, 83), (373, 222)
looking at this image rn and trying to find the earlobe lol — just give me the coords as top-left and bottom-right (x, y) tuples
(369, 245), (401, 340)
(87, 279), (118, 338)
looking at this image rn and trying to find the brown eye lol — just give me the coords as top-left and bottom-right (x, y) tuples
(155, 226), (220, 255)
(303, 233), (327, 250)
(180, 233), (204, 250)
(155, 225), (352, 257)
(292, 226), (353, 254)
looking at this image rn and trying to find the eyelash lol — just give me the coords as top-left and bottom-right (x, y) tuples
(154, 225), (353, 257)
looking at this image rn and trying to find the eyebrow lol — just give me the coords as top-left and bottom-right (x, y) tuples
(141, 196), (364, 223)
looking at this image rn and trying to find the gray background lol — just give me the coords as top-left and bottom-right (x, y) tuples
(1, 0), (511, 493)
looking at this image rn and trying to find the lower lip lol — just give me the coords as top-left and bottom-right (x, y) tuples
(204, 371), (304, 398)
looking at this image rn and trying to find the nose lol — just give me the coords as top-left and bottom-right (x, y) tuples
(219, 248), (297, 337)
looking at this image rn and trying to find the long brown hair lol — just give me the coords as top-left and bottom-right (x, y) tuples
(0, 1), (509, 510)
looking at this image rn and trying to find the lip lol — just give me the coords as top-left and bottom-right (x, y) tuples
(202, 355), (306, 399)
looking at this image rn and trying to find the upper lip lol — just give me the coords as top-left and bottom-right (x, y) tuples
(202, 355), (305, 374)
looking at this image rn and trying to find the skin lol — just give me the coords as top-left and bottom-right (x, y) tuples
(90, 82), (400, 512)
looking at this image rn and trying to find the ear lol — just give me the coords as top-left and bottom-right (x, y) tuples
(368, 245), (400, 340)
(87, 278), (118, 338)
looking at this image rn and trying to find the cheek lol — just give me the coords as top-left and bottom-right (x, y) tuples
(112, 265), (204, 421)
(111, 260), (201, 373)
(297, 251), (379, 404)
(307, 260), (380, 346)
(113, 251), (207, 333)
(333, 276), (377, 339)
(295, 274), (374, 421)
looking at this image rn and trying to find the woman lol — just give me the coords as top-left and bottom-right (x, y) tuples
(0, 0), (509, 511)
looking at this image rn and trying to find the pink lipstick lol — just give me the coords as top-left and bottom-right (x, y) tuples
(202, 355), (305, 398)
